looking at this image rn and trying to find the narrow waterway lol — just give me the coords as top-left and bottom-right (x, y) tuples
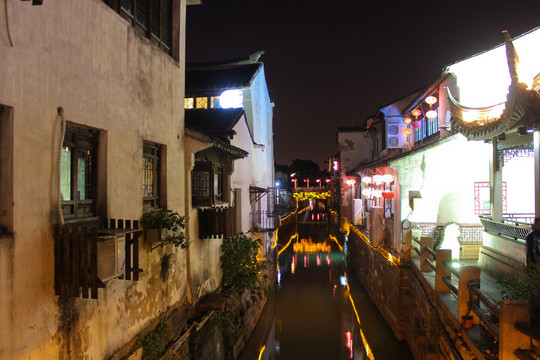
(238, 220), (413, 360)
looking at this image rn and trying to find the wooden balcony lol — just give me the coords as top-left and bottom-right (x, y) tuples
(198, 206), (236, 239)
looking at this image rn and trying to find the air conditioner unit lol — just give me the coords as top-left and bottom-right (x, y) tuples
(386, 120), (407, 149)
(97, 234), (125, 282)
(369, 206), (385, 247)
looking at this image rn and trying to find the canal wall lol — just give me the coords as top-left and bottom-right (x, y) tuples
(347, 230), (409, 341)
(347, 229), (487, 360)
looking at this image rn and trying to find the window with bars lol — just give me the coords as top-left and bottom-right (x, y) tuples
(61, 125), (99, 220)
(103, 0), (173, 53)
(143, 141), (162, 210)
(414, 111), (440, 143)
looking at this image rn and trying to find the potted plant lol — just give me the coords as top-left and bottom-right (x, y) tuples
(141, 210), (187, 248)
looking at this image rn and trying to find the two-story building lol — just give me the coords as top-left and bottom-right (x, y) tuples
(0, 0), (200, 358)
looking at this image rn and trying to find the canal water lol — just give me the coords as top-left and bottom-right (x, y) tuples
(238, 221), (413, 360)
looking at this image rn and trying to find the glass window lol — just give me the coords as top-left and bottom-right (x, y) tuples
(61, 125), (98, 220)
(210, 96), (221, 109)
(143, 142), (161, 210)
(185, 98), (194, 109)
(196, 97), (208, 109)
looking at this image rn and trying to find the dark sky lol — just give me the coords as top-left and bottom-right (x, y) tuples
(186, 1), (540, 168)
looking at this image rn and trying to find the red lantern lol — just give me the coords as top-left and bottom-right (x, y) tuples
(411, 109), (422, 117)
(411, 120), (422, 128)
(382, 191), (395, 199)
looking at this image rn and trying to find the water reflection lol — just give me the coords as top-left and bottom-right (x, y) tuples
(239, 222), (413, 360)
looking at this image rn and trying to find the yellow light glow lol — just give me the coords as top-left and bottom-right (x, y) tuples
(425, 95), (437, 105)
(293, 238), (331, 253)
(293, 190), (331, 201)
(278, 233), (298, 256)
(329, 234), (343, 252)
(382, 174), (394, 184)
(361, 176), (372, 184)
(271, 228), (279, 249)
(372, 175), (383, 184)
(460, 103), (506, 122)
(258, 345), (265, 360)
(349, 294), (375, 360)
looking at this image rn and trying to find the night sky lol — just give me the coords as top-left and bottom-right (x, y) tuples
(186, 1), (540, 168)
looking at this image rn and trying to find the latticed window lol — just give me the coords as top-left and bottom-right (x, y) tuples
(185, 97), (194, 109)
(61, 125), (99, 220)
(103, 0), (173, 53)
(191, 161), (212, 207)
(196, 97), (208, 109)
(143, 142), (161, 210)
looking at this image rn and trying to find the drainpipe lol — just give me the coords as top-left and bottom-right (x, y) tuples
(489, 137), (503, 220)
(184, 152), (194, 304)
(534, 127), (540, 217)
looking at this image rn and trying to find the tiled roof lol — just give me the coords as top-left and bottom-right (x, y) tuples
(185, 63), (262, 96)
(185, 109), (245, 137)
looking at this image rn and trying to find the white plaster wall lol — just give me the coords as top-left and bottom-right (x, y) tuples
(338, 132), (372, 173)
(247, 67), (274, 190)
(391, 136), (492, 225)
(231, 116), (255, 233)
(0, 0), (188, 358)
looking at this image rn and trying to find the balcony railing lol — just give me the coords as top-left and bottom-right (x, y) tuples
(479, 215), (532, 240)
(250, 210), (279, 231)
(412, 222), (484, 246)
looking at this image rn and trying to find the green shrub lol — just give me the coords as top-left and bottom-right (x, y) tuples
(500, 265), (540, 327)
(141, 210), (187, 248)
(220, 233), (269, 294)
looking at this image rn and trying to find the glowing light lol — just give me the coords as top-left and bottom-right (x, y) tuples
(340, 276), (348, 286)
(346, 331), (353, 359)
(404, 128), (411, 135)
(333, 160), (339, 171)
(452, 262), (461, 269)
(258, 345), (266, 360)
(271, 228), (279, 249)
(329, 234), (343, 251)
(304, 255), (307, 268)
(219, 89), (243, 108)
(349, 294), (375, 360)
(460, 103), (506, 122)
(382, 190), (394, 199)
(403, 116), (412, 124)
(316, 254), (321, 266)
(292, 190), (331, 201)
(278, 233), (298, 256)
(291, 257), (296, 274)
(327, 254), (331, 265)
(411, 120), (422, 128)
(293, 238), (332, 253)
(411, 109), (422, 117)
(326, 178), (331, 183)
(346, 179), (356, 186)
(361, 176), (372, 184)
(382, 174), (394, 184)
(372, 175), (383, 184)
(426, 110), (437, 119)
(372, 190), (382, 198)
(363, 188), (372, 197)
(425, 95), (437, 105)
(275, 181), (280, 187)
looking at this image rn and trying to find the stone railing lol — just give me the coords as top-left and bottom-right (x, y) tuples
(412, 236), (537, 358)
(412, 222), (484, 246)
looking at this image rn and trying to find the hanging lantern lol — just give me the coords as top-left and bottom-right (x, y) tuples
(403, 128), (412, 135)
(382, 190), (395, 199)
(382, 174), (394, 184)
(411, 120), (422, 128)
(372, 189), (383, 198)
(411, 109), (422, 117)
(372, 175), (383, 184)
(403, 117), (412, 125)
(426, 110), (437, 119)
(425, 96), (437, 105)
(363, 188), (372, 198)
(361, 176), (372, 184)
(346, 179), (356, 186)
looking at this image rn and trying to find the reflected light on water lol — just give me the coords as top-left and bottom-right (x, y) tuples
(258, 345), (265, 360)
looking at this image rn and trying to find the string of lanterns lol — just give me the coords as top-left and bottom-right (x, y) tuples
(402, 95), (438, 137)
(361, 174), (395, 199)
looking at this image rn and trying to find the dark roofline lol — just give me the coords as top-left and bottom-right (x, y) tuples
(185, 127), (248, 159)
(186, 51), (265, 69)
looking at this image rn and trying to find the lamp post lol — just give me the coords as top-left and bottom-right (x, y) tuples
(316, 179), (321, 188)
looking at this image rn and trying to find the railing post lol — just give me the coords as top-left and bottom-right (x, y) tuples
(435, 249), (451, 292)
(499, 300), (530, 359)
(420, 236), (433, 272)
(457, 266), (480, 324)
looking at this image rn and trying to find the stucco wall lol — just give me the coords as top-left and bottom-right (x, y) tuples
(391, 135), (492, 225)
(0, 1), (188, 358)
(338, 131), (372, 173)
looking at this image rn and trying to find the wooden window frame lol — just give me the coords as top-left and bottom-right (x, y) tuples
(143, 141), (164, 211)
(61, 124), (99, 221)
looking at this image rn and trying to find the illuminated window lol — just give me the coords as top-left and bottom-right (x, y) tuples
(196, 97), (208, 109)
(143, 141), (163, 210)
(184, 98), (194, 109)
(414, 109), (440, 143)
(61, 125), (99, 220)
(210, 96), (221, 109)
